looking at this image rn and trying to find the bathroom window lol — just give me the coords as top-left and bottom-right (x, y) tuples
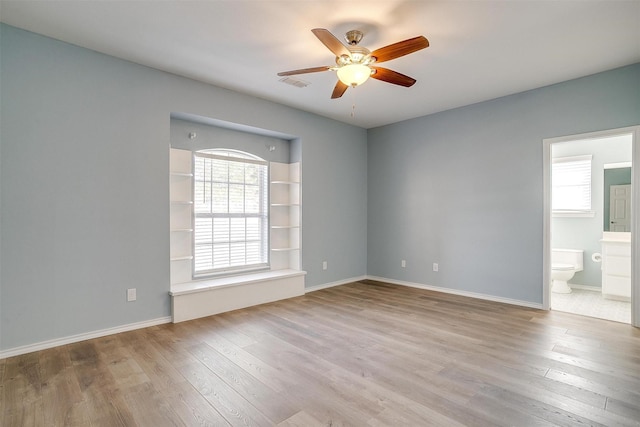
(193, 149), (269, 277)
(552, 155), (594, 217)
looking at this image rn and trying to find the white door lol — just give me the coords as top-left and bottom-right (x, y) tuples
(610, 184), (631, 232)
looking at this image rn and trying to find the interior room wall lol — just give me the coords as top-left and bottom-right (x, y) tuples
(551, 135), (632, 288)
(0, 24), (367, 351)
(170, 118), (292, 163)
(367, 63), (640, 304)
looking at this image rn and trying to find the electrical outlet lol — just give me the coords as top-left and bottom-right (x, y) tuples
(401, 260), (406, 268)
(127, 288), (137, 302)
(433, 263), (439, 272)
(322, 261), (328, 270)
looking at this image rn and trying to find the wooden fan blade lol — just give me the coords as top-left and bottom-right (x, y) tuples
(277, 66), (331, 76)
(331, 80), (349, 99)
(370, 67), (416, 87)
(312, 28), (350, 57)
(370, 36), (429, 63)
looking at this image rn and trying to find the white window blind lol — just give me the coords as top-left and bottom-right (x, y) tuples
(193, 150), (269, 276)
(552, 155), (592, 212)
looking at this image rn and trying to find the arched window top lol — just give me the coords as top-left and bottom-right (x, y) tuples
(198, 148), (265, 162)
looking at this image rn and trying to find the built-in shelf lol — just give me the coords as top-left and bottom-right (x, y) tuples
(170, 148), (194, 286)
(270, 161), (301, 271)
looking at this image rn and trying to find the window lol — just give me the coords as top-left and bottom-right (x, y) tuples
(193, 149), (269, 276)
(552, 155), (593, 215)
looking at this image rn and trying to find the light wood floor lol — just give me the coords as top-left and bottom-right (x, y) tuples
(2, 280), (640, 426)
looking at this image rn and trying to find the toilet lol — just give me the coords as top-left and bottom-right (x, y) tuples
(551, 249), (584, 293)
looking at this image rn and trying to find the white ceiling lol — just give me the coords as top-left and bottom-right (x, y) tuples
(1, 1), (639, 129)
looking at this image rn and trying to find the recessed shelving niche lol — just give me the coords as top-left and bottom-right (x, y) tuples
(169, 148), (193, 285)
(167, 146), (305, 324)
(270, 161), (301, 271)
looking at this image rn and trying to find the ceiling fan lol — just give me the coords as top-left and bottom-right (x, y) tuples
(278, 28), (429, 99)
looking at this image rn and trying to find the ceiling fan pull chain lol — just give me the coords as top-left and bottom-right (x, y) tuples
(351, 91), (357, 118)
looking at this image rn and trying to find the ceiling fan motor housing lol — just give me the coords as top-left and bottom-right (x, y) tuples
(345, 30), (364, 45)
(336, 46), (374, 67)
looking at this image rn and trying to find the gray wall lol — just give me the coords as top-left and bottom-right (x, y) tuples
(0, 24), (367, 351)
(170, 118), (292, 163)
(551, 135), (632, 288)
(367, 63), (640, 304)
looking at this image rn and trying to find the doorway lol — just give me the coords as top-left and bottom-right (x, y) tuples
(543, 126), (640, 327)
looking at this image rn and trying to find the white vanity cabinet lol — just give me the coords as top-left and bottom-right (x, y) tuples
(601, 233), (631, 301)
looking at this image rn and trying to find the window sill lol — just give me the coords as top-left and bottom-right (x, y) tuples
(170, 269), (306, 296)
(552, 210), (595, 218)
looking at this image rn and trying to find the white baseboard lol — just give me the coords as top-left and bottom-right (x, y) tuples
(305, 275), (368, 293)
(366, 275), (544, 310)
(0, 316), (172, 360)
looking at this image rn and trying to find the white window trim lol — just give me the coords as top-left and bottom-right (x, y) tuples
(192, 150), (269, 278)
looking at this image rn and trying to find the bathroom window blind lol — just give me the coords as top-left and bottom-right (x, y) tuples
(552, 155), (592, 211)
(193, 150), (269, 276)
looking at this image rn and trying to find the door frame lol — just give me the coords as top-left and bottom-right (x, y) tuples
(543, 125), (640, 327)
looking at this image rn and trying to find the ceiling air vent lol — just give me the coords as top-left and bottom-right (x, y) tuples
(279, 77), (310, 88)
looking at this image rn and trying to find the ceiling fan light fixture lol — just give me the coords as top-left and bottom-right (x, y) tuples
(337, 64), (372, 87)
(278, 28), (429, 98)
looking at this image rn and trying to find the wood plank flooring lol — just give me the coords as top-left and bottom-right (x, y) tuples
(2, 280), (639, 426)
